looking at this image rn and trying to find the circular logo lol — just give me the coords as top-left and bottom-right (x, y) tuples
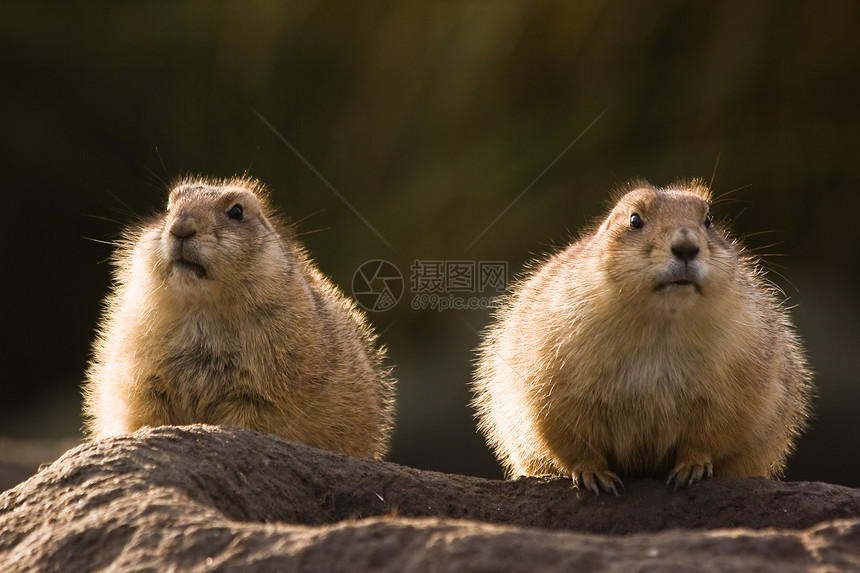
(351, 260), (404, 312)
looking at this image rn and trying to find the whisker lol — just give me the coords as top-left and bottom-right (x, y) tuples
(294, 227), (331, 239)
(105, 190), (141, 220)
(712, 183), (753, 203)
(82, 237), (119, 246)
(740, 229), (784, 240)
(144, 166), (169, 193)
(747, 241), (785, 253)
(708, 152), (721, 189)
(82, 213), (124, 226)
(291, 208), (327, 228)
(155, 145), (171, 184)
(242, 151), (258, 179)
(710, 197), (752, 209)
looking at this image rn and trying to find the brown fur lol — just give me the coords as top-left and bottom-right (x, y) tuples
(84, 177), (395, 459)
(473, 180), (812, 493)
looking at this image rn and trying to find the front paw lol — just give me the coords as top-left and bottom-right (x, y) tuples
(667, 459), (713, 490)
(572, 468), (624, 496)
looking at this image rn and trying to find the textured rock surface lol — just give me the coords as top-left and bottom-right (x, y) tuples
(2, 425), (859, 571)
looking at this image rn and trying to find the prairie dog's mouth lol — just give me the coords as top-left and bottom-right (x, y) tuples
(655, 265), (703, 293)
(655, 278), (701, 292)
(172, 258), (207, 279)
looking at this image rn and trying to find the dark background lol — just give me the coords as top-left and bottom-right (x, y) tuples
(2, 2), (858, 486)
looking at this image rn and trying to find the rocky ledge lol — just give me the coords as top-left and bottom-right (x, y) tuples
(1, 425), (858, 571)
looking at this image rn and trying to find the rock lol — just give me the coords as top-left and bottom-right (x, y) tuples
(1, 425), (859, 571)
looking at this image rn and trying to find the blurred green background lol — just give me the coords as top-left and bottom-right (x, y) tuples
(1, 2), (858, 487)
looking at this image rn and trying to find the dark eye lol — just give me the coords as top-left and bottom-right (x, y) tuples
(629, 213), (644, 229)
(704, 213), (712, 228)
(227, 204), (243, 221)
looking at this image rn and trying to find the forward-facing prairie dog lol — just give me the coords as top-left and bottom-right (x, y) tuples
(473, 180), (812, 494)
(84, 177), (395, 459)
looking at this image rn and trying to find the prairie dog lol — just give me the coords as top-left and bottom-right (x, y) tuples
(473, 180), (812, 493)
(84, 177), (395, 459)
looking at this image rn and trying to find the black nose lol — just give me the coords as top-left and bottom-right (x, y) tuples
(671, 228), (700, 262)
(169, 214), (197, 239)
(671, 242), (700, 261)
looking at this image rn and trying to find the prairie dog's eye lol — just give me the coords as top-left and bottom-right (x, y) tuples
(629, 213), (644, 229)
(227, 204), (244, 221)
(704, 213), (712, 228)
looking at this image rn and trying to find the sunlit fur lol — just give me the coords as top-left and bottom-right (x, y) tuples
(473, 180), (812, 491)
(84, 177), (396, 459)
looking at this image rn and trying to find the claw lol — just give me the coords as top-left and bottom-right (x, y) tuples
(667, 460), (713, 490)
(573, 469), (623, 496)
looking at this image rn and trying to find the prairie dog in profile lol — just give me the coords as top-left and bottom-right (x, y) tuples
(473, 180), (812, 493)
(84, 177), (395, 459)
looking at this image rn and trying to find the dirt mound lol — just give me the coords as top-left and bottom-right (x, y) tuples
(2, 425), (859, 571)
